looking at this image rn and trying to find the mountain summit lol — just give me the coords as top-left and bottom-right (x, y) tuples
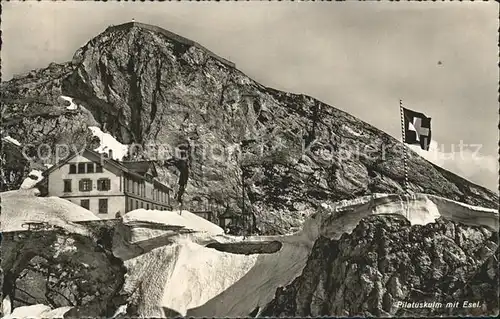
(1, 22), (498, 234)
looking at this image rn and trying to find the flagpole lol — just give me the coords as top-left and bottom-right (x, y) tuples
(399, 99), (409, 194)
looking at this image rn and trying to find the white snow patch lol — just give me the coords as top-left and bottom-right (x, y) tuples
(19, 169), (43, 189)
(44, 163), (54, 169)
(3, 136), (21, 146)
(2, 304), (72, 319)
(163, 239), (259, 316)
(0, 189), (99, 233)
(343, 125), (362, 137)
(123, 209), (224, 236)
(88, 126), (128, 160)
(2, 295), (11, 316)
(112, 304), (128, 318)
(59, 95), (78, 110)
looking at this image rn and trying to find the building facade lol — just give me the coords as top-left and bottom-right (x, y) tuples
(43, 149), (172, 219)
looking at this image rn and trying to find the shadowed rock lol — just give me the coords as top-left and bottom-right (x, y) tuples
(260, 215), (499, 317)
(206, 240), (282, 255)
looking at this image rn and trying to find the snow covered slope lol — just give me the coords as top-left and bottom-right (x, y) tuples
(114, 193), (498, 317)
(59, 95), (79, 110)
(2, 136), (21, 146)
(2, 304), (72, 319)
(0, 189), (99, 233)
(88, 126), (128, 160)
(19, 169), (43, 189)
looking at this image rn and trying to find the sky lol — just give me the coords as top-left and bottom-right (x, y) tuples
(2, 1), (498, 192)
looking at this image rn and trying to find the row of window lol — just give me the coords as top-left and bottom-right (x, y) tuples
(63, 178), (111, 192)
(127, 198), (169, 212)
(69, 162), (103, 174)
(124, 177), (169, 204)
(81, 198), (108, 214)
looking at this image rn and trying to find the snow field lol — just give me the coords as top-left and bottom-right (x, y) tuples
(19, 170), (43, 190)
(88, 126), (129, 160)
(0, 189), (99, 233)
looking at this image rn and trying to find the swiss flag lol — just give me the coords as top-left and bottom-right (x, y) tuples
(402, 107), (432, 150)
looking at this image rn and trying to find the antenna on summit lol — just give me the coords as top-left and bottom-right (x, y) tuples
(131, 18), (135, 22)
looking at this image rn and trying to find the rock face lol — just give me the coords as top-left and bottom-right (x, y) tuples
(260, 215), (498, 317)
(0, 62), (100, 187)
(1, 224), (128, 317)
(1, 22), (498, 234)
(0, 140), (29, 191)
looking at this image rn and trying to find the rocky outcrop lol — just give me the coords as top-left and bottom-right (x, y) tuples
(206, 240), (282, 255)
(260, 215), (498, 317)
(1, 62), (100, 183)
(1, 224), (128, 317)
(1, 22), (498, 235)
(0, 140), (29, 192)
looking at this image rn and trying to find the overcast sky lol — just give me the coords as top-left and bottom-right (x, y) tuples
(2, 1), (498, 192)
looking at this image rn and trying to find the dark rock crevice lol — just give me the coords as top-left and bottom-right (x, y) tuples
(205, 240), (282, 255)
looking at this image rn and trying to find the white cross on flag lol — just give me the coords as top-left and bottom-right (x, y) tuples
(402, 107), (432, 150)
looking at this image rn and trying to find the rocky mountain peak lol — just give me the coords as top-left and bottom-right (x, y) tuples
(72, 22), (235, 69)
(1, 22), (498, 235)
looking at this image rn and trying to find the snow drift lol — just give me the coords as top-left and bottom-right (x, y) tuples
(88, 126), (128, 160)
(19, 169), (43, 190)
(59, 95), (79, 110)
(115, 193), (498, 317)
(0, 189), (99, 233)
(2, 304), (72, 319)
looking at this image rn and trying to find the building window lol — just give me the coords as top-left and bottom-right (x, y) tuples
(81, 199), (90, 210)
(141, 201), (144, 209)
(96, 164), (103, 173)
(98, 199), (108, 214)
(147, 203), (150, 210)
(69, 164), (76, 174)
(135, 200), (139, 209)
(129, 198), (133, 211)
(128, 179), (132, 193)
(97, 178), (111, 191)
(78, 163), (86, 174)
(79, 179), (92, 192)
(63, 179), (72, 192)
(87, 163), (94, 173)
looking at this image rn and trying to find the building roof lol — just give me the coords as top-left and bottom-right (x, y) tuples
(42, 148), (172, 191)
(121, 161), (158, 177)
